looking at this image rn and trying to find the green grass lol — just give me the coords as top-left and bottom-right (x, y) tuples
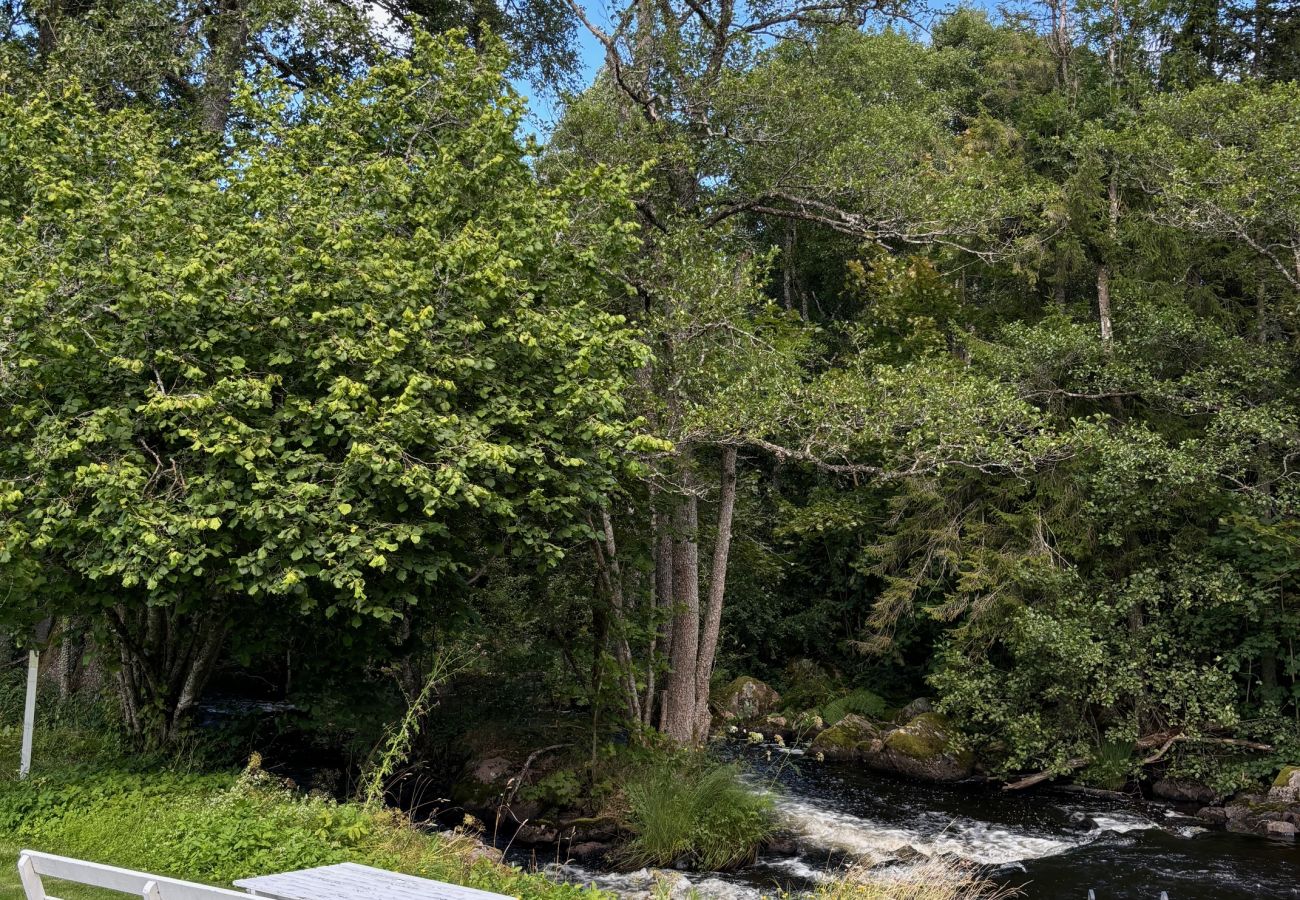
(0, 756), (603, 900)
(618, 755), (773, 871)
(0, 681), (605, 900)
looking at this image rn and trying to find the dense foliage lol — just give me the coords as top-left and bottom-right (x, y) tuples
(3, 0), (1300, 801)
(0, 30), (647, 744)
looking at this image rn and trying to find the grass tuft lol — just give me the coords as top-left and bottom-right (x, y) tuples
(814, 859), (1020, 900)
(618, 755), (773, 872)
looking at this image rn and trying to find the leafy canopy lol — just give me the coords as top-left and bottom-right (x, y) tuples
(0, 32), (649, 635)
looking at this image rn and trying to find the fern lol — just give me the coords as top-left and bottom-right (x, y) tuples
(822, 689), (888, 726)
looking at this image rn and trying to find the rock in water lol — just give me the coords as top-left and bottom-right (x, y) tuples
(713, 676), (781, 724)
(808, 713), (881, 761)
(1269, 766), (1300, 802)
(868, 712), (974, 782)
(1153, 778), (1218, 805)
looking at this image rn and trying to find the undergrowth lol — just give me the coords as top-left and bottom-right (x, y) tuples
(618, 754), (773, 871)
(822, 689), (889, 726)
(0, 702), (603, 900)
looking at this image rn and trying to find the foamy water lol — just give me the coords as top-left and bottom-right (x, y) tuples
(533, 746), (1244, 900)
(769, 792), (1082, 865)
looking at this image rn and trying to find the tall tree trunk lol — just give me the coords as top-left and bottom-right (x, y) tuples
(200, 0), (250, 135)
(661, 469), (700, 744)
(56, 617), (86, 698)
(1047, 0), (1072, 89)
(644, 506), (675, 726)
(1096, 264), (1113, 343)
(34, 0), (62, 59)
(597, 508), (642, 723)
(1097, 170), (1119, 345)
(653, 506), (676, 730)
(693, 446), (738, 741)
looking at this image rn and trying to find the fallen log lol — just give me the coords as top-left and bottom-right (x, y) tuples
(1003, 731), (1274, 791)
(1002, 757), (1089, 791)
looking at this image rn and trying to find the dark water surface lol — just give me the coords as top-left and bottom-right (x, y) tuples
(547, 743), (1299, 900)
(748, 745), (1298, 899)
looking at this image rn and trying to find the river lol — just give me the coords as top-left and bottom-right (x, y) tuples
(537, 742), (1300, 900)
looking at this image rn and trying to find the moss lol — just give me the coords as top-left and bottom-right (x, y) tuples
(884, 713), (951, 760)
(716, 676), (776, 708)
(1273, 765), (1300, 788)
(718, 676), (759, 698)
(713, 676), (780, 724)
(810, 714), (879, 758)
(815, 727), (857, 750)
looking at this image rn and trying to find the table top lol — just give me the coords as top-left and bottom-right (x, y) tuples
(233, 862), (515, 900)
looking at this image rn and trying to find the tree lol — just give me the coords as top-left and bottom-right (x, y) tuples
(2, 0), (582, 134)
(542, 0), (1066, 745)
(0, 32), (649, 744)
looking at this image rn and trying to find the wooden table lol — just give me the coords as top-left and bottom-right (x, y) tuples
(234, 862), (514, 900)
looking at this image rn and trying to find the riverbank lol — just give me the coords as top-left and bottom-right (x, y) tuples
(0, 715), (603, 900)
(0, 763), (600, 900)
(0, 700), (1014, 900)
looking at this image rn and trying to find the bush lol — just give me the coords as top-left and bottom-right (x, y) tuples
(823, 689), (889, 726)
(1078, 739), (1134, 792)
(619, 755), (773, 871)
(779, 659), (842, 712)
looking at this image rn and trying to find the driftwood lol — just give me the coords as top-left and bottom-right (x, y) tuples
(1003, 757), (1089, 791)
(1141, 732), (1273, 765)
(503, 744), (570, 806)
(1002, 730), (1274, 791)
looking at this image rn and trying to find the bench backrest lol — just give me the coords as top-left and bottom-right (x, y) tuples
(18, 851), (253, 900)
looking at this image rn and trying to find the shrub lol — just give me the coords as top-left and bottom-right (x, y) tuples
(1078, 739), (1134, 792)
(823, 689), (889, 726)
(779, 659), (842, 712)
(619, 755), (773, 871)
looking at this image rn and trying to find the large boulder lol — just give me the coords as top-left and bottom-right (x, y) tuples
(865, 712), (974, 782)
(1269, 766), (1300, 802)
(1153, 778), (1218, 805)
(808, 713), (881, 761)
(713, 676), (781, 724)
(894, 698), (933, 723)
(450, 754), (515, 812)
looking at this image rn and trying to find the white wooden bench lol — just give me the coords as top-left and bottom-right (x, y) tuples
(17, 850), (255, 900)
(234, 862), (516, 900)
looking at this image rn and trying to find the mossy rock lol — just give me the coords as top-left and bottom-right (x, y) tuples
(893, 698), (933, 723)
(809, 713), (880, 761)
(1269, 765), (1300, 801)
(450, 779), (498, 809)
(884, 712), (951, 759)
(713, 676), (782, 724)
(865, 712), (974, 782)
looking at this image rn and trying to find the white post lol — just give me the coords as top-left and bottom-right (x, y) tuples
(19, 649), (38, 779)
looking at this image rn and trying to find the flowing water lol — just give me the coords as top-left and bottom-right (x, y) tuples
(540, 742), (1300, 900)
